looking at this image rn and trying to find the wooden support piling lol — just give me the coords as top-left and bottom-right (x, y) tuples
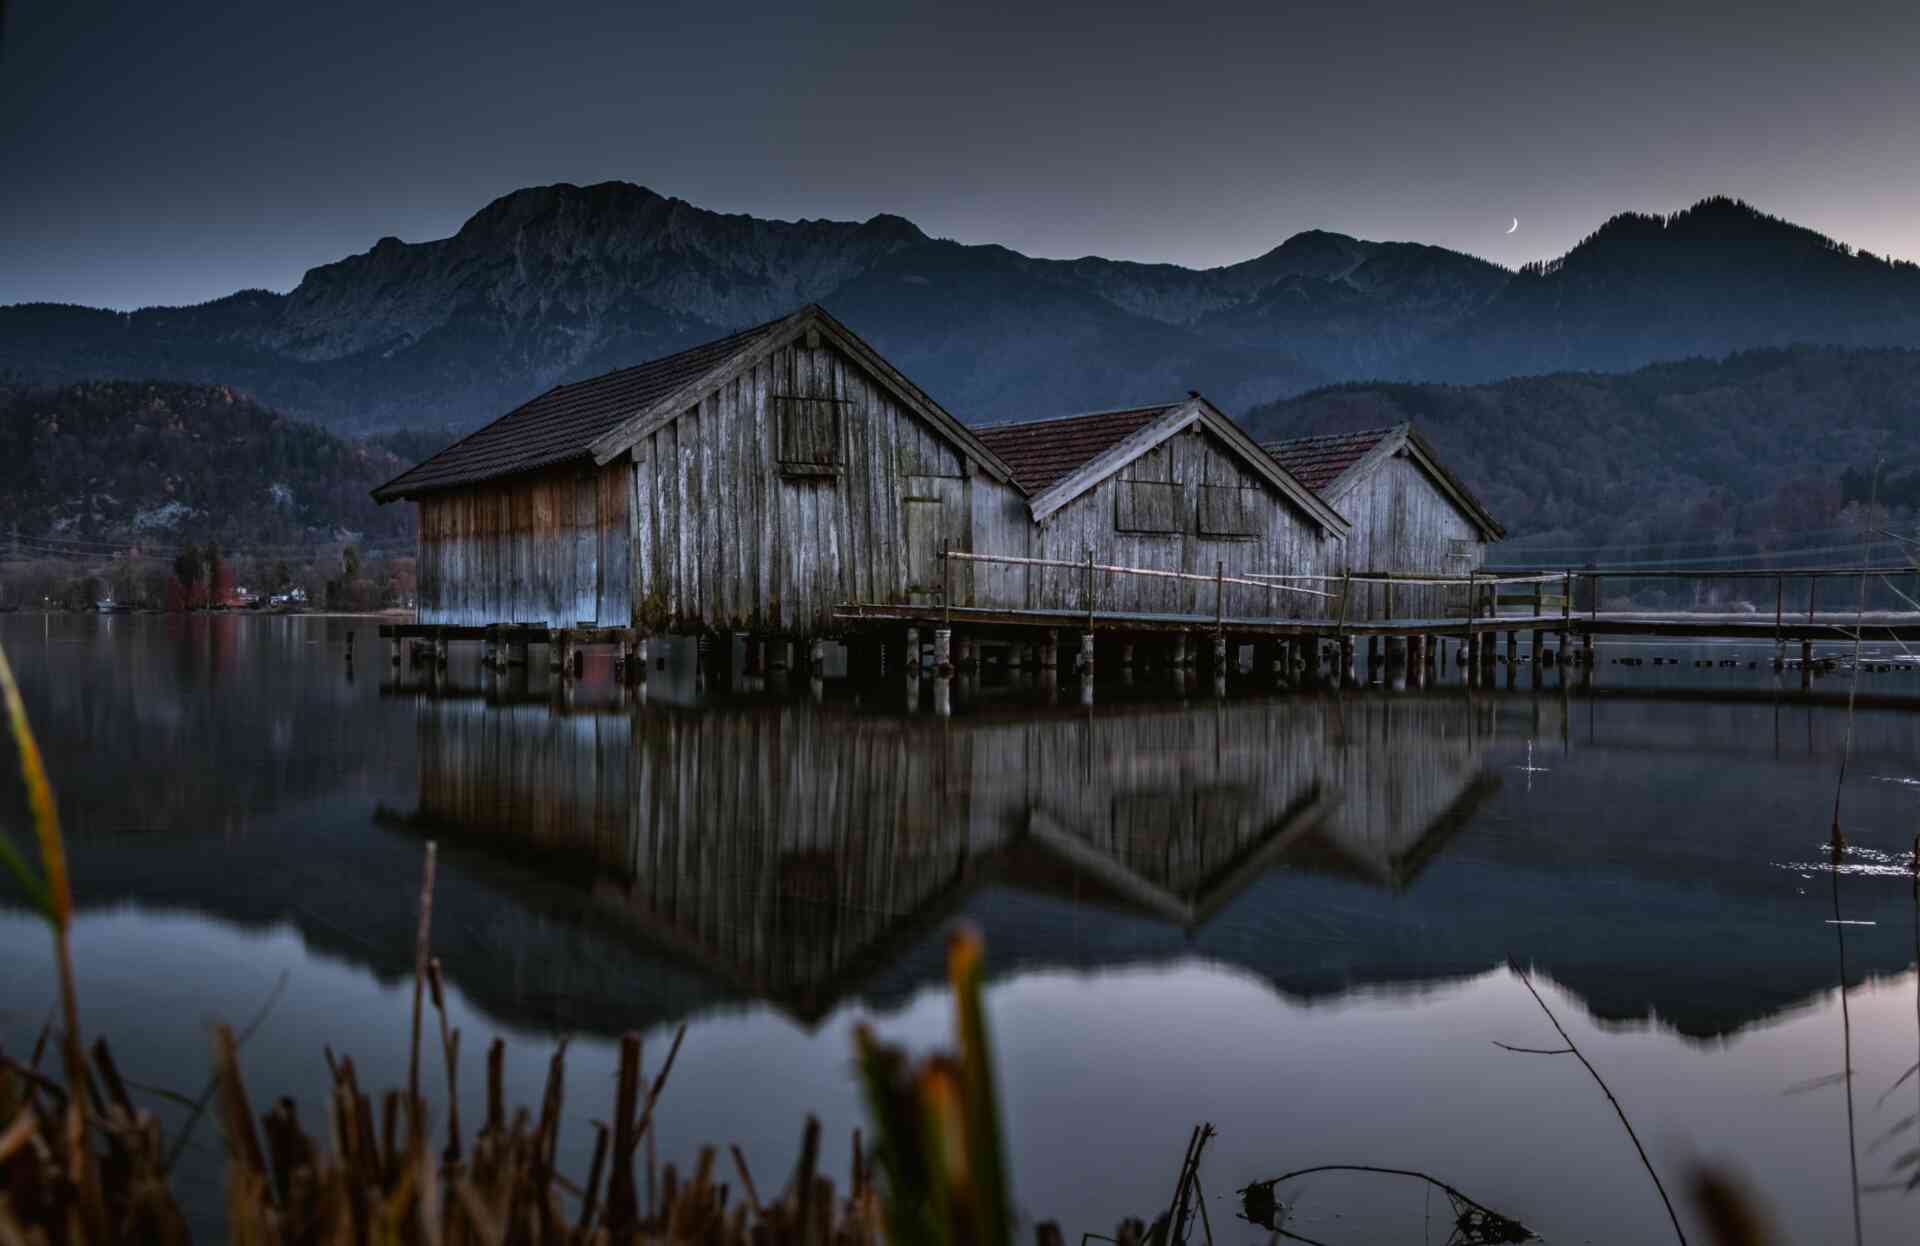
(1211, 633), (1227, 674)
(1041, 628), (1059, 670)
(1079, 631), (1096, 676)
(933, 629), (952, 677)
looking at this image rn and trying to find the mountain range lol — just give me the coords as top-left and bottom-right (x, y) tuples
(5, 185), (1919, 433)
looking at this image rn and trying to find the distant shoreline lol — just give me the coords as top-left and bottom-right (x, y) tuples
(2, 608), (412, 621)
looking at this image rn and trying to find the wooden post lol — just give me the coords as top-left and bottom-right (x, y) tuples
(809, 638), (826, 678)
(1807, 575), (1817, 625)
(901, 628), (917, 674)
(1086, 546), (1096, 631)
(1801, 638), (1814, 690)
(933, 628), (952, 677)
(1215, 560), (1226, 627)
(634, 634), (649, 682)
(1121, 641), (1136, 669)
(1172, 633), (1191, 668)
(1561, 570), (1572, 652)
(1079, 631), (1095, 676)
(1338, 635), (1354, 687)
(1367, 635), (1381, 682)
(388, 636), (400, 666)
(558, 629), (576, 679)
(1211, 633), (1227, 674)
(1506, 629), (1517, 668)
(1041, 628), (1059, 669)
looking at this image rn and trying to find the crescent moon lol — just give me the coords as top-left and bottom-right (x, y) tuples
(1506, 217), (1519, 234)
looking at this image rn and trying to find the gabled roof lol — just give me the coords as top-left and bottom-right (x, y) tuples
(973, 403), (1177, 493)
(373, 304), (1016, 502)
(1263, 426), (1394, 492)
(1261, 422), (1504, 540)
(975, 396), (1350, 534)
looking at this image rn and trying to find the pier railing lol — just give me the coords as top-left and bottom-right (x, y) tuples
(1487, 563), (1920, 631)
(937, 549), (1575, 630)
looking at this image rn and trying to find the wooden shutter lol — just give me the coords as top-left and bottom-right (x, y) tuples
(1198, 485), (1258, 537)
(777, 396), (840, 475)
(1115, 480), (1183, 533)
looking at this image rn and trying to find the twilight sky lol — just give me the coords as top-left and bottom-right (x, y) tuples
(3, 0), (1917, 310)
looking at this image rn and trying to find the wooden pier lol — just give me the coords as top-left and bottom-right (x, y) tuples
(375, 555), (1920, 697)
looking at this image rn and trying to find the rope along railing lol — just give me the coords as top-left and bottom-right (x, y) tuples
(938, 550), (1339, 598)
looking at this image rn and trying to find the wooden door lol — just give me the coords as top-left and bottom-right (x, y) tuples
(575, 472), (598, 625)
(904, 497), (945, 605)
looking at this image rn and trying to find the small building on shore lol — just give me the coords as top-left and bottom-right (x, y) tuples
(974, 396), (1350, 619)
(372, 304), (1025, 635)
(1261, 422), (1503, 620)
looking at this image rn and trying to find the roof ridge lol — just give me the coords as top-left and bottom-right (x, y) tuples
(1259, 424), (1400, 448)
(972, 400), (1186, 433)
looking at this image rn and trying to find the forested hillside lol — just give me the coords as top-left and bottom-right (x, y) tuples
(1245, 347), (1920, 564)
(0, 381), (423, 551)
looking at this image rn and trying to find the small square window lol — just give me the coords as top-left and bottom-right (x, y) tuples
(776, 396), (840, 475)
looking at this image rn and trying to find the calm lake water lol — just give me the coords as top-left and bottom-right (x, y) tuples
(7, 613), (1920, 1243)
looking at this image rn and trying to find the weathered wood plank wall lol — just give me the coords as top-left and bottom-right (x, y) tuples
(1021, 428), (1329, 621)
(626, 338), (1027, 633)
(416, 461), (632, 628)
(1337, 454), (1486, 620)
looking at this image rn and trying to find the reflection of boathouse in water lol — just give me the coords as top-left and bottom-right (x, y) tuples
(393, 688), (1502, 1021)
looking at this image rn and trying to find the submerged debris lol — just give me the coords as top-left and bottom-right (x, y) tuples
(1239, 1166), (1532, 1244)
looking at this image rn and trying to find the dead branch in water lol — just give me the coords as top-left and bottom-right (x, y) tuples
(1499, 961), (1686, 1245)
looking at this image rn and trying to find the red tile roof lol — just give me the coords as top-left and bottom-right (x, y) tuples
(373, 316), (785, 500)
(972, 403), (1181, 493)
(1259, 427), (1396, 492)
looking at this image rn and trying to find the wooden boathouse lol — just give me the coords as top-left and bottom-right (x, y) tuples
(371, 303), (1028, 667)
(971, 396), (1350, 617)
(1262, 422), (1504, 621)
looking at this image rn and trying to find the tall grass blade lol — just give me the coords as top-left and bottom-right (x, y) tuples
(0, 643), (64, 928)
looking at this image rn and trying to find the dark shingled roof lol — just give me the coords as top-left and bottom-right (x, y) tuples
(373, 316), (785, 500)
(1259, 427), (1396, 492)
(972, 403), (1182, 494)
